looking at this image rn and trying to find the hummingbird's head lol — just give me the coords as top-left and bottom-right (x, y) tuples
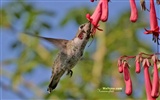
(75, 22), (93, 40)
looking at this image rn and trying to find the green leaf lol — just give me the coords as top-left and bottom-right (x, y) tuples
(24, 11), (37, 30)
(0, 9), (11, 28)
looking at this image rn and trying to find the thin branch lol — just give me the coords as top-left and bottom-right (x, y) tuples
(146, 8), (160, 20)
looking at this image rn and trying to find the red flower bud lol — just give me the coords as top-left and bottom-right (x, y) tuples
(123, 62), (132, 95)
(118, 59), (123, 73)
(151, 55), (159, 98)
(135, 61), (141, 73)
(129, 0), (138, 22)
(135, 55), (141, 73)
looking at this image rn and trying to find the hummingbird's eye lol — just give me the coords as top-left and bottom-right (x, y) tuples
(79, 24), (85, 30)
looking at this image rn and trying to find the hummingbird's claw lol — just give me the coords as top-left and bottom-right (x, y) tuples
(66, 70), (73, 77)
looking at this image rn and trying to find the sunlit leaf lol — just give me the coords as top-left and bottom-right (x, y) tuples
(0, 9), (11, 28)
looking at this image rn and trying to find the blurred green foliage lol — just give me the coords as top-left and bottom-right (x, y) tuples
(1, 0), (158, 100)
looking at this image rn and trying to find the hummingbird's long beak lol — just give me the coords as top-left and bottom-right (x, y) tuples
(83, 22), (93, 35)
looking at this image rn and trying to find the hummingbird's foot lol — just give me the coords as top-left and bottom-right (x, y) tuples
(66, 70), (73, 77)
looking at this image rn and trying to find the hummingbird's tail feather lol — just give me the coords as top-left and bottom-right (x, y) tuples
(47, 69), (66, 93)
(47, 78), (60, 93)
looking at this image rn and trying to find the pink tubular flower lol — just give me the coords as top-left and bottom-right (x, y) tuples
(100, 0), (109, 22)
(143, 59), (155, 100)
(118, 59), (123, 73)
(86, 4), (102, 35)
(151, 55), (159, 98)
(135, 55), (141, 73)
(118, 53), (159, 99)
(135, 61), (141, 73)
(144, 0), (160, 43)
(129, 0), (138, 22)
(86, 3), (102, 28)
(87, 0), (109, 34)
(123, 62), (132, 95)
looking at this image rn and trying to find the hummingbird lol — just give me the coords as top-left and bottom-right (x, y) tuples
(27, 22), (93, 93)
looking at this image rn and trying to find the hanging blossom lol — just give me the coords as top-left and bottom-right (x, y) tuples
(129, 0), (138, 22)
(123, 61), (132, 95)
(86, 0), (110, 35)
(144, 0), (160, 44)
(151, 55), (159, 98)
(142, 59), (155, 100)
(118, 53), (160, 99)
(135, 55), (141, 73)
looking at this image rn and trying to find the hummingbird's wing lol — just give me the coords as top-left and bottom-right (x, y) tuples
(39, 37), (68, 52)
(25, 33), (69, 53)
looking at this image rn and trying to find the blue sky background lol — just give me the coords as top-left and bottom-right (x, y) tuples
(1, 0), (160, 99)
